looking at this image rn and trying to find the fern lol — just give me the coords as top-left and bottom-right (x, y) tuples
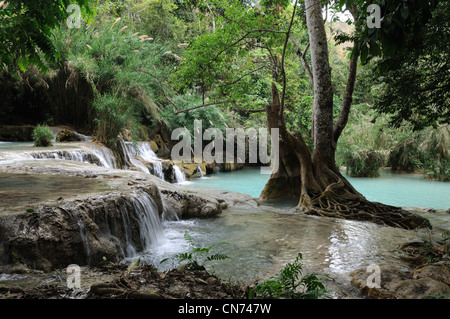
(161, 233), (230, 271)
(249, 253), (330, 299)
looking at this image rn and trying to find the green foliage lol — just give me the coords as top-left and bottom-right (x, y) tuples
(333, 0), (439, 63)
(336, 106), (392, 177)
(389, 125), (449, 181)
(32, 124), (55, 147)
(128, 0), (189, 43)
(92, 93), (134, 148)
(159, 93), (231, 137)
(419, 125), (450, 181)
(341, 149), (385, 177)
(370, 1), (449, 130)
(0, 0), (90, 71)
(249, 253), (329, 299)
(161, 233), (230, 271)
(52, 16), (183, 144)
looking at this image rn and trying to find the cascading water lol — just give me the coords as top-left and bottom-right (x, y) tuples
(120, 205), (138, 257)
(71, 210), (92, 265)
(89, 145), (117, 168)
(173, 165), (187, 184)
(197, 166), (205, 179)
(124, 141), (165, 180)
(118, 191), (166, 262)
(0, 142), (118, 169)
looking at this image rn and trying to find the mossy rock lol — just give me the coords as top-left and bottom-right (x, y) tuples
(56, 129), (82, 142)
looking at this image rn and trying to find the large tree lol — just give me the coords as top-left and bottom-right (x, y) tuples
(173, 0), (436, 229)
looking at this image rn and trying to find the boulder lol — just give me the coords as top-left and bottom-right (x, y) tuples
(55, 129), (82, 142)
(160, 189), (222, 219)
(0, 185), (164, 272)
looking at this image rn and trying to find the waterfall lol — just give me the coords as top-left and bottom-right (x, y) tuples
(130, 191), (165, 252)
(29, 147), (117, 169)
(173, 165), (186, 184)
(120, 205), (138, 257)
(123, 141), (165, 180)
(197, 166), (205, 178)
(89, 145), (117, 168)
(71, 211), (92, 265)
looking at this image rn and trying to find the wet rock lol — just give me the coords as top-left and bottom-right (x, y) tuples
(179, 162), (207, 180)
(55, 129), (82, 142)
(160, 190), (222, 219)
(0, 186), (164, 272)
(351, 262), (450, 299)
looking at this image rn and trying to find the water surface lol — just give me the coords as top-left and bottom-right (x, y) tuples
(185, 167), (450, 210)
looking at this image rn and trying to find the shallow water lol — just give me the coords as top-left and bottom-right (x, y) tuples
(135, 205), (428, 297)
(0, 172), (111, 214)
(185, 167), (450, 210)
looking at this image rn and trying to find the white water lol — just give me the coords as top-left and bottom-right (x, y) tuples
(197, 166), (205, 178)
(0, 142), (117, 169)
(119, 191), (166, 263)
(173, 165), (187, 184)
(124, 141), (165, 180)
(0, 140), (171, 181)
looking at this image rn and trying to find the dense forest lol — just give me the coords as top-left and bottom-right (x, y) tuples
(0, 1), (448, 191)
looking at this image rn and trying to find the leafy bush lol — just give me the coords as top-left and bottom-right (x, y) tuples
(342, 149), (386, 177)
(249, 253), (329, 299)
(32, 124), (55, 147)
(93, 93), (135, 148)
(389, 136), (422, 173)
(420, 125), (450, 181)
(389, 125), (449, 181)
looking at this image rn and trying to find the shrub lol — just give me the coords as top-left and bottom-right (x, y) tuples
(342, 149), (386, 177)
(32, 124), (55, 147)
(160, 233), (230, 271)
(420, 125), (450, 181)
(389, 133), (422, 173)
(93, 93), (132, 148)
(249, 253), (329, 299)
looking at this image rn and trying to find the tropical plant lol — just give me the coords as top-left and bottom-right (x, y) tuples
(0, 0), (90, 71)
(161, 233), (230, 271)
(32, 124), (55, 147)
(249, 253), (329, 299)
(420, 125), (450, 181)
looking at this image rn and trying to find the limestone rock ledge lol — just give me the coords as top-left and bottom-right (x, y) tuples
(0, 181), (224, 272)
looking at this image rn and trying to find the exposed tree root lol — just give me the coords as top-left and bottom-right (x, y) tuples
(300, 188), (431, 230)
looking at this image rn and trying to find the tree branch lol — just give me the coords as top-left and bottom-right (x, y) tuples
(290, 38), (314, 88)
(175, 100), (235, 114)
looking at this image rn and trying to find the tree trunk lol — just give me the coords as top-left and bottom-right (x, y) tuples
(259, 0), (430, 230)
